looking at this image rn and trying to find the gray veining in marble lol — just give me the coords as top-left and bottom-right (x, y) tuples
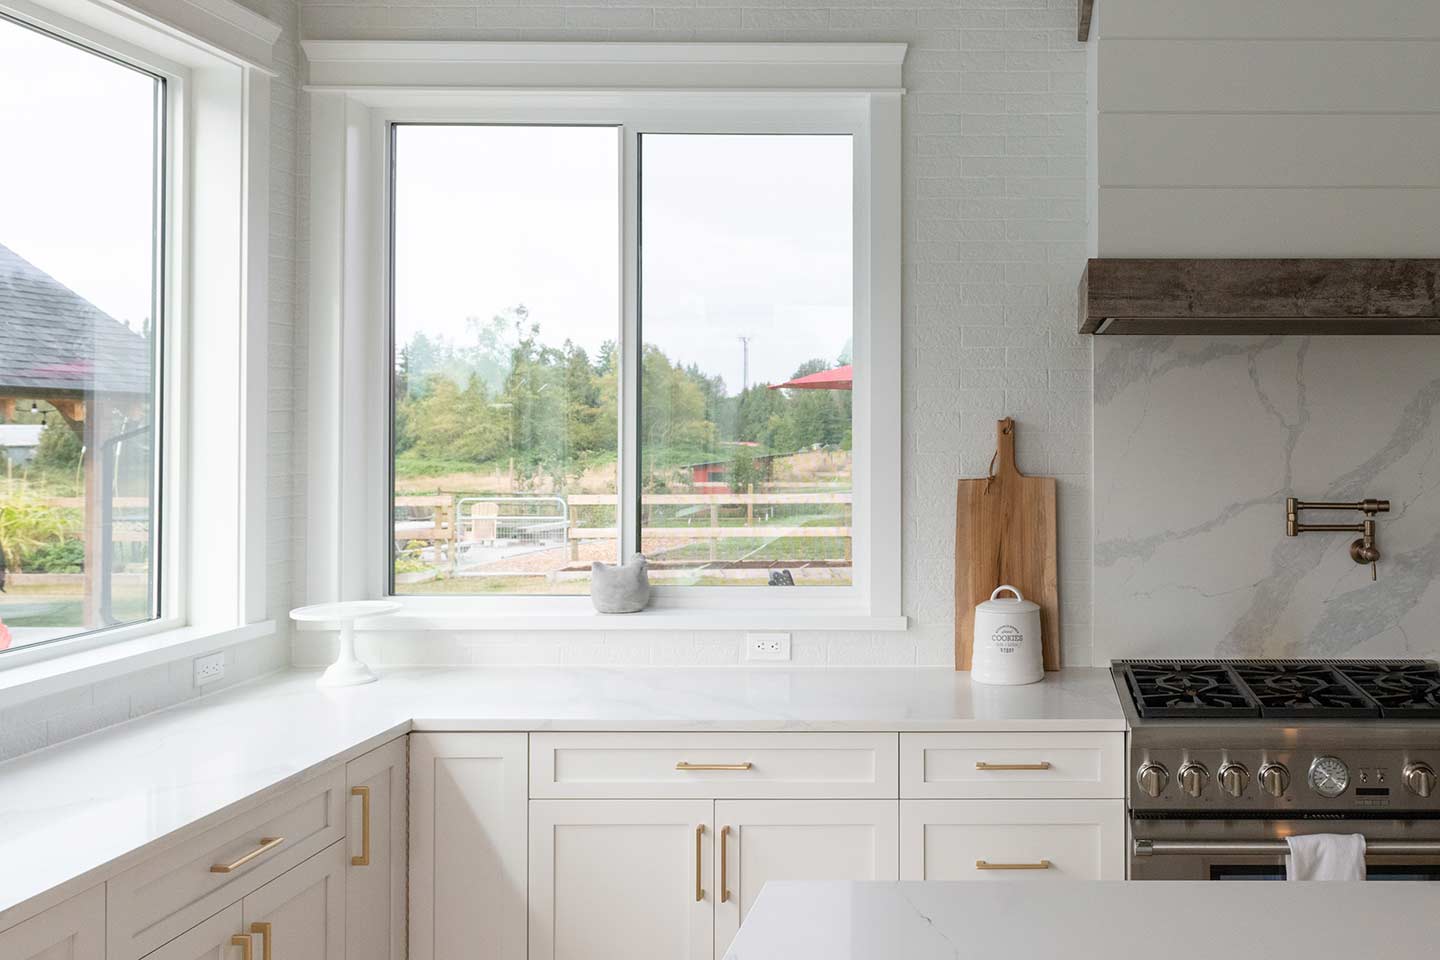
(1094, 335), (1440, 661)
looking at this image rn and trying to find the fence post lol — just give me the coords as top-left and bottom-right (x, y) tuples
(746, 486), (754, 527)
(709, 502), (719, 561)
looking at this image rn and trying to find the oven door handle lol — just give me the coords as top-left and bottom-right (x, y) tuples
(1134, 839), (1440, 857)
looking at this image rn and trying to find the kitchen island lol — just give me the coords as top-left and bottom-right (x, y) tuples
(723, 880), (1437, 958)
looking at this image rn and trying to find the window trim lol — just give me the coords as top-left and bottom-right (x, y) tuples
(304, 42), (905, 630)
(0, 0), (278, 671)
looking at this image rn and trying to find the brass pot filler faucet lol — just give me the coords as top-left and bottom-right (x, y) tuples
(1285, 497), (1391, 580)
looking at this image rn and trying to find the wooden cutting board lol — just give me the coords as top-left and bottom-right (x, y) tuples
(955, 418), (1060, 670)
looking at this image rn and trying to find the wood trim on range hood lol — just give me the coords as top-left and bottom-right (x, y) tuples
(1078, 259), (1440, 335)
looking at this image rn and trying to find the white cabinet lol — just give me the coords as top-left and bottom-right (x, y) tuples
(529, 800), (713, 960)
(900, 800), (1124, 881)
(0, 886), (104, 960)
(346, 737), (407, 960)
(242, 841), (346, 960)
(409, 732), (528, 960)
(713, 800), (897, 957)
(900, 733), (1124, 800)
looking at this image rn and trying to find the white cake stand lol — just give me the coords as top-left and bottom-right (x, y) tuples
(290, 600), (401, 687)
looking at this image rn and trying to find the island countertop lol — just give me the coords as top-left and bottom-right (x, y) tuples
(0, 665), (1123, 925)
(722, 881), (1439, 958)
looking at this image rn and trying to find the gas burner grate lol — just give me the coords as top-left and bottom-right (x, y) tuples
(1336, 662), (1440, 719)
(1230, 662), (1378, 719)
(1121, 662), (1259, 719)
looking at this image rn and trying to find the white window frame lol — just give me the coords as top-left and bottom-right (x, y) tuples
(304, 42), (905, 631)
(0, 0), (277, 683)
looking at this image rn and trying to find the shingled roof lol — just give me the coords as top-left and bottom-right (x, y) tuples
(0, 242), (151, 397)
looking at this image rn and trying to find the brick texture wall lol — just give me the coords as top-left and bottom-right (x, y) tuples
(290, 0), (1094, 669)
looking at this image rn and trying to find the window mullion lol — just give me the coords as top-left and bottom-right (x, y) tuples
(619, 123), (641, 564)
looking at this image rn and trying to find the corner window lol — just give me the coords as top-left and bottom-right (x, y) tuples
(0, 15), (164, 653)
(389, 126), (857, 596)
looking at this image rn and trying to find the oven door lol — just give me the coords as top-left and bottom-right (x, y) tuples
(1129, 818), (1440, 881)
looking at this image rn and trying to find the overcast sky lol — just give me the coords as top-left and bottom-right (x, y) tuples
(0, 16), (157, 331)
(395, 126), (852, 396)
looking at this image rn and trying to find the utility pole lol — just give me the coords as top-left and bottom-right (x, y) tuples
(737, 335), (751, 393)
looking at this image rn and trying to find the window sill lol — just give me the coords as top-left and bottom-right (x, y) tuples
(0, 620), (276, 710)
(296, 604), (907, 633)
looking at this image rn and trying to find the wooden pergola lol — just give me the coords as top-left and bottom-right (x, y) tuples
(0, 242), (152, 629)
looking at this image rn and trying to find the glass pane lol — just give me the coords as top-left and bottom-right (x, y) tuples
(0, 16), (162, 653)
(391, 125), (620, 595)
(639, 134), (853, 587)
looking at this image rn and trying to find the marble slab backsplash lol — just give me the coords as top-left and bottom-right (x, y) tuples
(1094, 336), (1440, 662)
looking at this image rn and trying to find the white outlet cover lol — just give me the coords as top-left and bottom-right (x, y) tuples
(745, 632), (791, 661)
(194, 652), (226, 686)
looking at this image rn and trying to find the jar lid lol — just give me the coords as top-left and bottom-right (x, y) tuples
(976, 584), (1040, 613)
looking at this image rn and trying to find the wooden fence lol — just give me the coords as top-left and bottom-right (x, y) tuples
(394, 491), (852, 565)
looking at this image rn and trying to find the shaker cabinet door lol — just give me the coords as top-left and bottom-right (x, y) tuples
(0, 886), (105, 960)
(241, 842), (346, 960)
(410, 732), (529, 960)
(713, 800), (898, 957)
(135, 906), (242, 960)
(346, 736), (408, 960)
(529, 800), (713, 960)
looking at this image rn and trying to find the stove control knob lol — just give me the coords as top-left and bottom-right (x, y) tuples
(1179, 762), (1210, 799)
(1136, 762), (1169, 798)
(1218, 762), (1250, 799)
(1259, 762), (1290, 798)
(1403, 762), (1437, 799)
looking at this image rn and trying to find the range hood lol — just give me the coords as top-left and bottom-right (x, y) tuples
(1078, 259), (1440, 335)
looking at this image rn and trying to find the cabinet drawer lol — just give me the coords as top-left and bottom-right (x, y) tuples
(107, 768), (346, 960)
(530, 733), (898, 799)
(900, 732), (1123, 799)
(900, 800), (1125, 881)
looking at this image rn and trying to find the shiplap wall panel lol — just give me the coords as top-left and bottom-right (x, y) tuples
(1100, 115), (1440, 188)
(1102, 0), (1440, 39)
(1098, 188), (1440, 258)
(1099, 40), (1440, 113)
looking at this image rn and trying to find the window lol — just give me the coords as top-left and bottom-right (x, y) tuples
(391, 125), (620, 596)
(639, 134), (854, 588)
(314, 41), (903, 622)
(0, 15), (164, 653)
(389, 125), (861, 597)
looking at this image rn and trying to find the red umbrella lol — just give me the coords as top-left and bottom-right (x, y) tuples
(768, 364), (852, 391)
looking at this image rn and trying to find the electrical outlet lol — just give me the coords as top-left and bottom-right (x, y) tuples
(745, 632), (791, 662)
(194, 652), (226, 687)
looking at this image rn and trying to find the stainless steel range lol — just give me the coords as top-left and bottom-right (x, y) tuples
(1112, 659), (1440, 880)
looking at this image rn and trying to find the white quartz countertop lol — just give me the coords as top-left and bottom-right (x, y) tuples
(0, 665), (1122, 924)
(723, 881), (1439, 958)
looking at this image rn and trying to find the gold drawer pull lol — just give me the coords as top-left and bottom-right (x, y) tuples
(231, 934), (253, 960)
(695, 824), (706, 902)
(676, 761), (753, 772)
(211, 836), (285, 873)
(250, 922), (272, 960)
(720, 825), (732, 903)
(976, 859), (1052, 870)
(351, 786), (372, 867)
(975, 761), (1051, 771)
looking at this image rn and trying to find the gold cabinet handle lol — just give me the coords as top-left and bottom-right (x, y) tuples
(211, 836), (285, 873)
(676, 761), (752, 771)
(351, 786), (371, 867)
(975, 859), (1052, 870)
(974, 762), (1051, 771)
(720, 825), (732, 903)
(695, 824), (705, 902)
(231, 934), (253, 960)
(249, 923), (272, 960)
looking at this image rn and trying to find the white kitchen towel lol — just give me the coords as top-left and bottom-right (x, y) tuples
(1285, 833), (1367, 881)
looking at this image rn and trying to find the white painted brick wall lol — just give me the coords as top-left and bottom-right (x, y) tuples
(291, 0), (1095, 669)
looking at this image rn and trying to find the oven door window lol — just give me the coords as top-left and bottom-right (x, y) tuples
(1210, 865), (1440, 881)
